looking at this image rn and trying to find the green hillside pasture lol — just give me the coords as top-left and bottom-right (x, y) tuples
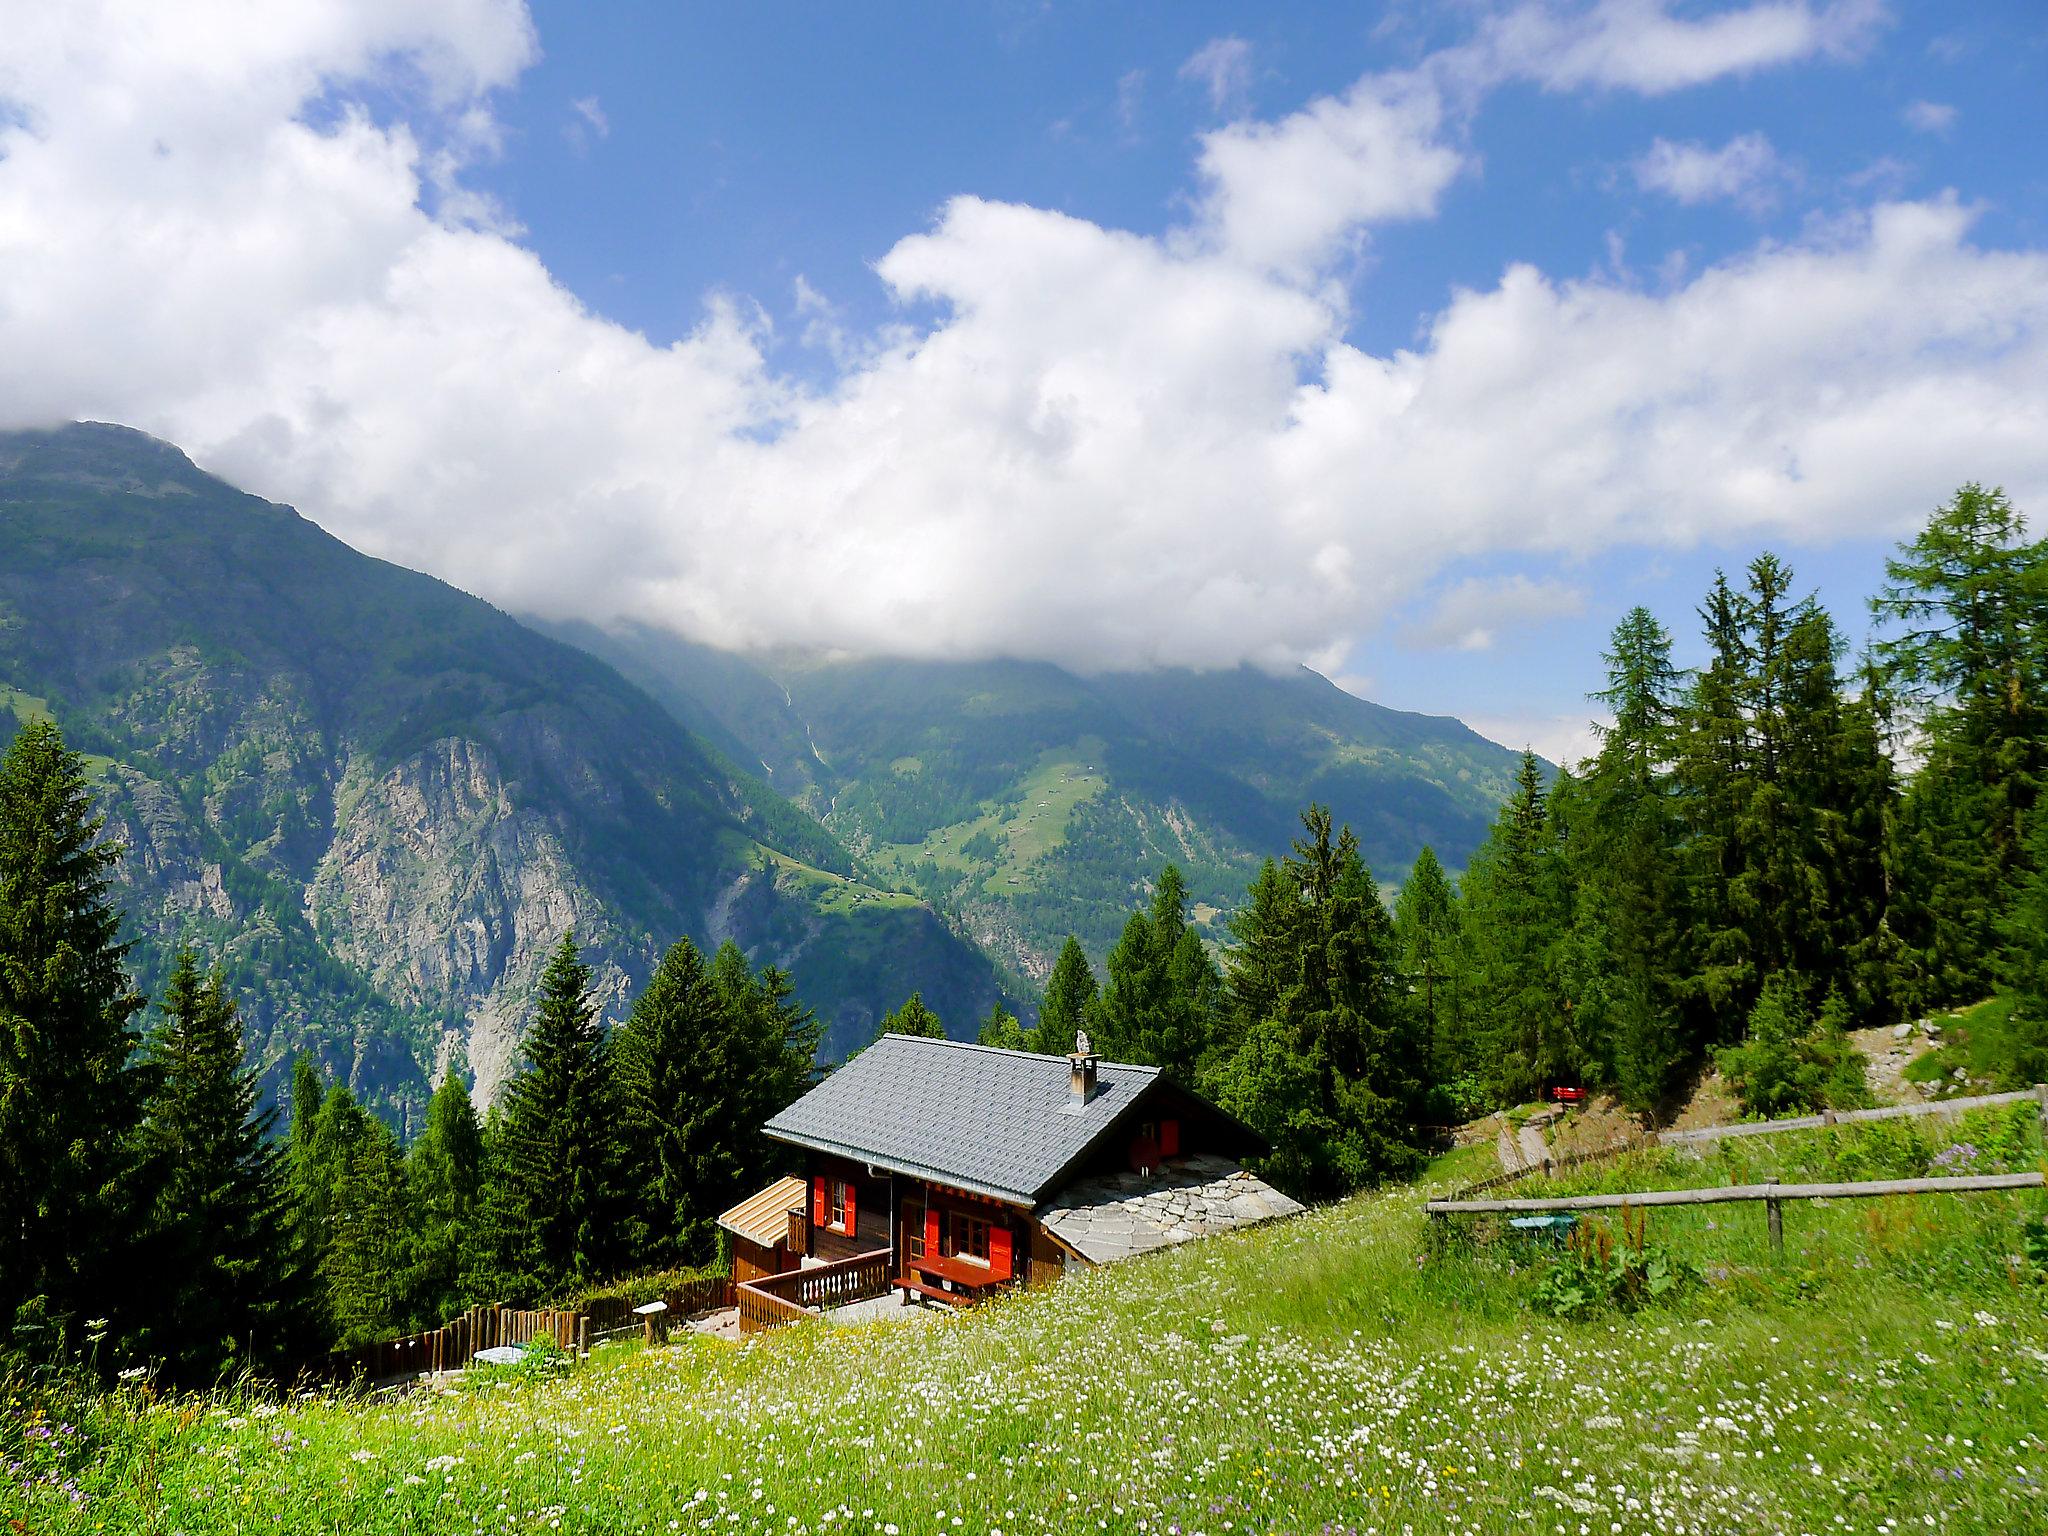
(870, 743), (1107, 897)
(20, 1130), (2048, 1533)
(756, 846), (924, 917)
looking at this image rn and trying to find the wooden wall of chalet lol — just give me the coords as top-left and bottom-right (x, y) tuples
(731, 1233), (794, 1286)
(808, 1155), (892, 1262)
(1025, 1223), (1071, 1287)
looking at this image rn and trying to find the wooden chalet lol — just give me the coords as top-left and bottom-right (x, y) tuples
(727, 1033), (1302, 1327)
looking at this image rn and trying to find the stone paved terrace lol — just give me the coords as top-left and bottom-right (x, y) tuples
(1036, 1153), (1304, 1265)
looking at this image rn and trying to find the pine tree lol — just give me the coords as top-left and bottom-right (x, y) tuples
(879, 991), (946, 1039)
(612, 937), (814, 1268)
(0, 719), (150, 1342)
(1095, 865), (1220, 1079)
(406, 1069), (481, 1325)
(136, 951), (299, 1382)
(1573, 607), (1686, 1110)
(495, 932), (621, 1296)
(975, 1004), (1030, 1051)
(1211, 807), (1421, 1196)
(1457, 754), (1567, 1101)
(1390, 847), (1458, 1081)
(321, 1120), (413, 1347)
(1038, 937), (1098, 1055)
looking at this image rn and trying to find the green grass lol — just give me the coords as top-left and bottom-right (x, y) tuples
(1903, 997), (2031, 1094)
(869, 741), (1108, 897)
(15, 1127), (2048, 1533)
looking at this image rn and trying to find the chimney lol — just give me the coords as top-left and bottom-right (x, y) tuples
(1068, 1029), (1101, 1108)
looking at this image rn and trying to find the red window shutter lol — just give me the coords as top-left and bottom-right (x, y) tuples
(845, 1182), (857, 1234)
(989, 1224), (1013, 1281)
(925, 1203), (940, 1257)
(813, 1177), (827, 1228)
(1161, 1118), (1181, 1157)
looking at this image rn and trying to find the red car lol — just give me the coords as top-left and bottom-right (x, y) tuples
(1548, 1086), (1587, 1106)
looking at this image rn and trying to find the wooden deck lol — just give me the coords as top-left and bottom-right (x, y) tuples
(735, 1247), (893, 1332)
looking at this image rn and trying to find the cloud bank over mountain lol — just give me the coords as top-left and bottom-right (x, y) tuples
(1, 0), (2042, 675)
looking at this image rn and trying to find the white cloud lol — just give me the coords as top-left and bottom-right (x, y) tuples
(1405, 576), (1586, 652)
(1, 0), (2044, 681)
(564, 93), (608, 153)
(1458, 0), (1887, 96)
(1178, 36), (1254, 115)
(1187, 71), (1465, 276)
(1115, 68), (1145, 136)
(1902, 99), (1957, 134)
(1462, 712), (1611, 769)
(1634, 131), (1788, 211)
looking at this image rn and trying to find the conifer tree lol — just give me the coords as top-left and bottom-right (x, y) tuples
(0, 719), (149, 1340)
(495, 932), (620, 1296)
(1391, 847), (1458, 1080)
(1574, 607), (1686, 1109)
(406, 1069), (481, 1324)
(878, 990), (945, 1039)
(321, 1120), (413, 1346)
(1096, 865), (1221, 1079)
(612, 936), (814, 1267)
(136, 951), (298, 1381)
(1874, 484), (2047, 1002)
(1457, 754), (1567, 1100)
(974, 1004), (1031, 1051)
(1038, 937), (1099, 1055)
(1211, 807), (1421, 1195)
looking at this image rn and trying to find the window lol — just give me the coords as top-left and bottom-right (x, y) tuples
(904, 1201), (926, 1261)
(942, 1209), (991, 1265)
(828, 1178), (850, 1234)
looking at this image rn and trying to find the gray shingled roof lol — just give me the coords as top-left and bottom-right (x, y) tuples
(762, 1035), (1164, 1205)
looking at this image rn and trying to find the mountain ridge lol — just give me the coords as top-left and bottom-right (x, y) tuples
(0, 423), (1008, 1118)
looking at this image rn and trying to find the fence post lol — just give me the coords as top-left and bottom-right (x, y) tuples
(2033, 1084), (2047, 1138)
(1764, 1177), (1783, 1252)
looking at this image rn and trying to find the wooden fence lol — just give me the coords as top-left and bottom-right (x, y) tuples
(321, 1303), (591, 1384)
(735, 1247), (893, 1333)
(582, 1275), (737, 1341)
(1660, 1085), (2048, 1146)
(1426, 1170), (2046, 1250)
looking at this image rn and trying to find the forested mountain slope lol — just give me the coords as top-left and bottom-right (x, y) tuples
(0, 424), (1007, 1118)
(549, 622), (1528, 979)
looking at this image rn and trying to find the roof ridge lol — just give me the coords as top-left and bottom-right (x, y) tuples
(876, 1032), (1161, 1074)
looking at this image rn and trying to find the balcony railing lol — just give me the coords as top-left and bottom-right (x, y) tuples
(735, 1246), (892, 1333)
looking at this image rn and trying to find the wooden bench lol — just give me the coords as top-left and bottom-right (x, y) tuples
(893, 1275), (973, 1308)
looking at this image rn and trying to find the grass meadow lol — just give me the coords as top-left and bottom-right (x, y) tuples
(9, 1130), (2048, 1534)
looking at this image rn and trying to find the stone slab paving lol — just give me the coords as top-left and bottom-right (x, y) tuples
(1036, 1153), (1304, 1265)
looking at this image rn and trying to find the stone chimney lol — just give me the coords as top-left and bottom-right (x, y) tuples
(1068, 1029), (1101, 1108)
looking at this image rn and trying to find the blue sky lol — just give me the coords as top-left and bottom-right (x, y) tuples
(4, 2), (2047, 760)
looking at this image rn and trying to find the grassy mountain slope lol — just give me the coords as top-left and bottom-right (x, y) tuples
(0, 424), (1008, 1116)
(29, 1130), (2048, 1532)
(552, 624), (1528, 980)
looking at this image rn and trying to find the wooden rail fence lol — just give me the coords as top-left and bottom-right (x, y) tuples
(1426, 1170), (2046, 1250)
(735, 1248), (892, 1333)
(1660, 1085), (2048, 1146)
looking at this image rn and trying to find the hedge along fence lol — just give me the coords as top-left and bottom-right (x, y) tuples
(1424, 1171), (2047, 1251)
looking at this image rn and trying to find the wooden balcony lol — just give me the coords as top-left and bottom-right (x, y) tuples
(735, 1246), (892, 1333)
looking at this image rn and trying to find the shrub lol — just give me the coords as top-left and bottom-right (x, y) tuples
(1718, 978), (1872, 1118)
(1529, 1208), (1700, 1320)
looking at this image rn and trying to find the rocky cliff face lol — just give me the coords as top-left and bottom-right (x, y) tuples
(0, 424), (1010, 1124)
